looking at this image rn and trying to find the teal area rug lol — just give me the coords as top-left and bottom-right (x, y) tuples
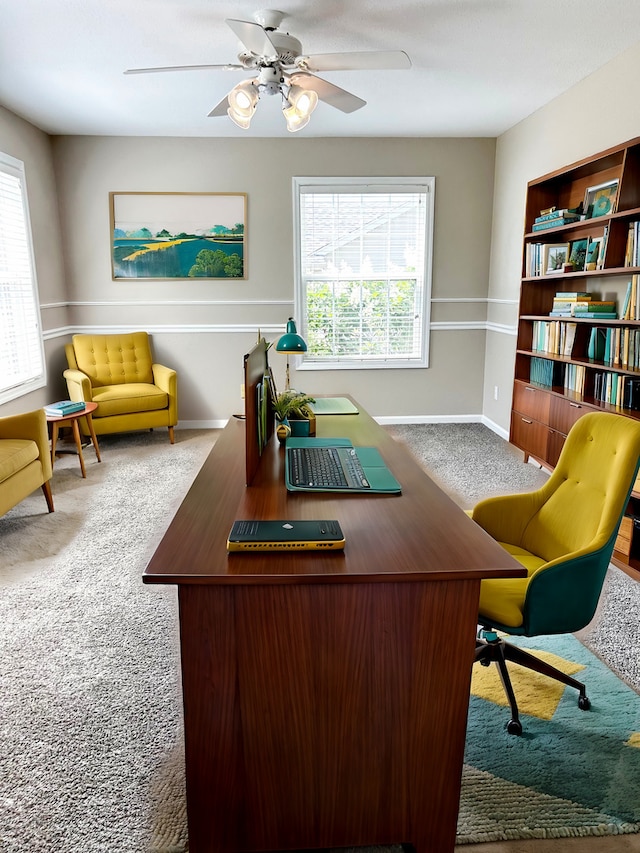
(457, 632), (640, 843)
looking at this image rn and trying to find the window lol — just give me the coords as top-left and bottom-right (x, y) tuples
(293, 177), (434, 369)
(0, 152), (45, 404)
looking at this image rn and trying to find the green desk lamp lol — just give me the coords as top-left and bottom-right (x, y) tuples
(276, 318), (307, 390)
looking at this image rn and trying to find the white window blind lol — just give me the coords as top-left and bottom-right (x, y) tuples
(293, 177), (434, 369)
(0, 153), (45, 403)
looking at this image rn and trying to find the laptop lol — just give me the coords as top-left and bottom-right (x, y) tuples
(285, 437), (402, 494)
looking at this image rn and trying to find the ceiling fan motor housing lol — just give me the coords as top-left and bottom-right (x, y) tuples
(237, 32), (302, 67)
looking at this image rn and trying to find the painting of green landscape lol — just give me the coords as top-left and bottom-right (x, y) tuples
(110, 192), (246, 280)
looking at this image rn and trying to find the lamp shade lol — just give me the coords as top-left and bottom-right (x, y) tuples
(227, 79), (258, 129)
(283, 84), (318, 133)
(275, 318), (307, 353)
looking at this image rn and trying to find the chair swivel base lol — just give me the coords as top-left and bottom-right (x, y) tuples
(475, 630), (591, 735)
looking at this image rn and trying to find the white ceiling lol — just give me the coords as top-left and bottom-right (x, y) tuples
(3, 0), (640, 139)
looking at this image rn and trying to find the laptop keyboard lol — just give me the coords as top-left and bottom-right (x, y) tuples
(288, 446), (371, 489)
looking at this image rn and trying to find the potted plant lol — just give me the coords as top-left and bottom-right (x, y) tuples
(273, 391), (316, 440)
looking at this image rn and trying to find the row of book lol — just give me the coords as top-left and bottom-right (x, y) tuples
(531, 319), (577, 356)
(43, 400), (85, 417)
(593, 372), (640, 410)
(589, 325), (640, 370)
(530, 355), (640, 411)
(624, 222), (640, 268)
(531, 320), (640, 369)
(564, 363), (586, 395)
(530, 357), (565, 387)
(619, 275), (640, 320)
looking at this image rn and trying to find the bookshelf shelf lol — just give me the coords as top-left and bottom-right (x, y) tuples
(511, 135), (640, 577)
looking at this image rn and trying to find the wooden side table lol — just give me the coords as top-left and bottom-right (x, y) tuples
(46, 401), (101, 478)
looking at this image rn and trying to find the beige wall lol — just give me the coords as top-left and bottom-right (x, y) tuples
(485, 42), (640, 432)
(48, 135), (496, 425)
(0, 105), (69, 416)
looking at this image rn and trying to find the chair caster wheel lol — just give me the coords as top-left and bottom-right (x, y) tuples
(578, 695), (591, 710)
(506, 719), (522, 735)
(480, 658), (491, 667)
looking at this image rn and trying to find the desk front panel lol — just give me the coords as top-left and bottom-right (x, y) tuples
(179, 575), (480, 853)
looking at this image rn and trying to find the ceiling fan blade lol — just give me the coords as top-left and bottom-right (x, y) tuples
(226, 18), (278, 59)
(290, 73), (366, 114)
(208, 95), (230, 118)
(125, 64), (243, 75)
(297, 50), (411, 73)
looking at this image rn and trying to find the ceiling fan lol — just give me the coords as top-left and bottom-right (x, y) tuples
(124, 9), (411, 132)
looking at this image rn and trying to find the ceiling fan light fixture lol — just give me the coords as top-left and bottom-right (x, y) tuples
(283, 108), (310, 133)
(227, 107), (253, 129)
(228, 79), (258, 117)
(286, 84), (318, 118)
(283, 83), (318, 132)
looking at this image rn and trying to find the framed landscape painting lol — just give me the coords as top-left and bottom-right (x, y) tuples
(110, 192), (247, 280)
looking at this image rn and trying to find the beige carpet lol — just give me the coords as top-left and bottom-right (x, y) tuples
(2, 424), (639, 853)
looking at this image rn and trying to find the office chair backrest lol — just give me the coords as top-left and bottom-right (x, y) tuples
(67, 332), (154, 387)
(520, 412), (640, 564)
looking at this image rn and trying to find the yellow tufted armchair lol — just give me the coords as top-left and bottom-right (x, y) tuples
(63, 332), (178, 444)
(0, 409), (54, 517)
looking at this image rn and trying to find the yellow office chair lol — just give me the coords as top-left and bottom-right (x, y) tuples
(471, 411), (640, 734)
(63, 332), (178, 444)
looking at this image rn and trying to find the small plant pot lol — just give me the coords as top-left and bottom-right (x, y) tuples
(288, 417), (310, 437)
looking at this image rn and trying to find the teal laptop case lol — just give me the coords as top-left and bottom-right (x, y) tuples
(285, 437), (402, 494)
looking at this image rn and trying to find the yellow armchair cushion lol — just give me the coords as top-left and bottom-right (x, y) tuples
(91, 383), (168, 417)
(0, 439), (39, 485)
(71, 332), (154, 387)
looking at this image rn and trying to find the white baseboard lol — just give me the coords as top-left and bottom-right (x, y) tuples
(177, 414), (511, 440)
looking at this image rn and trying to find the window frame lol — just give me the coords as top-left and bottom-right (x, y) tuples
(0, 151), (46, 405)
(292, 176), (434, 371)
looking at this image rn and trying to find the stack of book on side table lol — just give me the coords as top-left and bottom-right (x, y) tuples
(44, 400), (86, 418)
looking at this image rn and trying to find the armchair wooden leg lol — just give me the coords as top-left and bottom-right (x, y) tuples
(42, 480), (54, 513)
(168, 426), (175, 444)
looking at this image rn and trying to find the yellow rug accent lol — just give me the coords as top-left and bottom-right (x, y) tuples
(626, 732), (640, 748)
(471, 648), (585, 720)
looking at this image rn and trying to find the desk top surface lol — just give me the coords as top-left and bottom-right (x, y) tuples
(144, 401), (525, 586)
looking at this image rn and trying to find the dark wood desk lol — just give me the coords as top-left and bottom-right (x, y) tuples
(144, 404), (524, 853)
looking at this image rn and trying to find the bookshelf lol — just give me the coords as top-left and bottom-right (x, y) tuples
(511, 136), (640, 578)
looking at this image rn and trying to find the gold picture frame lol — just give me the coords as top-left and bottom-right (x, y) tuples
(110, 191), (247, 280)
